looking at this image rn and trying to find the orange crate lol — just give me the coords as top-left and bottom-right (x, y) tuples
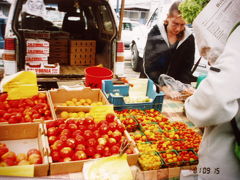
(70, 40), (96, 66)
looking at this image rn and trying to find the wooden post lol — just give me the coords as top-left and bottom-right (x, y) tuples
(118, 0), (125, 40)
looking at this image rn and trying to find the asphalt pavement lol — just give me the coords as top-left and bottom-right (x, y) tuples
(123, 50), (140, 79)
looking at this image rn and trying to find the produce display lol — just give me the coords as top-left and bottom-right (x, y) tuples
(123, 96), (153, 104)
(0, 143), (42, 166)
(0, 92), (52, 124)
(46, 113), (133, 162)
(58, 98), (105, 107)
(59, 111), (92, 119)
(115, 109), (201, 170)
(179, 0), (210, 24)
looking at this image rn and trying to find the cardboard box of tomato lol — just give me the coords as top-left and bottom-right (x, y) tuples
(0, 91), (56, 124)
(0, 123), (49, 177)
(42, 113), (139, 175)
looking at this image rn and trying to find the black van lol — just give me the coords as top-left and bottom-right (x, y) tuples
(4, 0), (118, 79)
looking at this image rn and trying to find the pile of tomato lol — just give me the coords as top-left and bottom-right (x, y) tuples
(0, 92), (52, 124)
(46, 113), (133, 162)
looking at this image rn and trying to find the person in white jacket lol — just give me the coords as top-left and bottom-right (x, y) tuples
(184, 25), (240, 179)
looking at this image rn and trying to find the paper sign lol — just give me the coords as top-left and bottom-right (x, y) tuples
(128, 78), (148, 98)
(193, 0), (240, 63)
(90, 105), (114, 123)
(0, 165), (34, 177)
(83, 154), (133, 180)
(1, 71), (38, 100)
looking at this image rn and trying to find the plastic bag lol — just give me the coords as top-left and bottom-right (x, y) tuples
(158, 74), (194, 100)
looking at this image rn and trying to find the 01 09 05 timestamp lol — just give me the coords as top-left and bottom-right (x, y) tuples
(193, 167), (220, 175)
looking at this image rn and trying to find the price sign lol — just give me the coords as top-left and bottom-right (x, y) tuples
(90, 105), (114, 123)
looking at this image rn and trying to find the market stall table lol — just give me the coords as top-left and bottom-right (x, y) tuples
(0, 98), (197, 180)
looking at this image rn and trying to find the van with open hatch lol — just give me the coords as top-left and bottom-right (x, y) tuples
(3, 0), (119, 80)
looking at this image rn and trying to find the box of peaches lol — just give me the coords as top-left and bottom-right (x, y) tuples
(42, 113), (139, 175)
(0, 123), (49, 177)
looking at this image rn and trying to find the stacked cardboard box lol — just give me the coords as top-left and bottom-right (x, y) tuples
(70, 40), (96, 66)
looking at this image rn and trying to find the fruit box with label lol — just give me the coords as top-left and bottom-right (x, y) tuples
(0, 91), (56, 124)
(25, 63), (60, 75)
(0, 123), (49, 177)
(48, 88), (110, 113)
(42, 119), (139, 175)
(102, 79), (165, 111)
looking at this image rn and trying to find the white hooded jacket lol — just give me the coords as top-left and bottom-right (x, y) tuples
(184, 26), (240, 180)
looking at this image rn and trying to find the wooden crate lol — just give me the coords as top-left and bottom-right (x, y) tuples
(0, 123), (49, 177)
(70, 40), (96, 66)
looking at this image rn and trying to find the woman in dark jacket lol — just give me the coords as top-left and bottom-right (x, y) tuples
(140, 1), (196, 84)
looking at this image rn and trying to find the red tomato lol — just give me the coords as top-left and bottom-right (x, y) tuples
(0, 93), (8, 102)
(60, 129), (71, 137)
(47, 127), (58, 136)
(78, 125), (87, 132)
(3, 113), (11, 120)
(110, 145), (120, 154)
(0, 102), (6, 110)
(85, 116), (94, 125)
(51, 140), (64, 151)
(117, 123), (125, 133)
(59, 135), (68, 143)
(85, 147), (96, 157)
(112, 130), (122, 141)
(56, 118), (66, 126)
(105, 113), (115, 123)
(72, 151), (87, 161)
(93, 154), (101, 159)
(75, 135), (85, 145)
(83, 130), (94, 139)
(72, 130), (83, 138)
(96, 144), (105, 154)
(51, 150), (61, 162)
(59, 147), (73, 158)
(58, 123), (67, 131)
(99, 124), (109, 135)
(86, 138), (97, 147)
(75, 144), (86, 151)
(27, 149), (41, 158)
(67, 123), (78, 132)
(93, 130), (100, 138)
(0, 109), (6, 117)
(66, 138), (76, 149)
(0, 146), (9, 157)
(108, 122), (117, 132)
(3, 158), (17, 166)
(48, 136), (57, 145)
(102, 148), (111, 157)
(87, 124), (96, 131)
(107, 137), (117, 147)
(66, 119), (76, 125)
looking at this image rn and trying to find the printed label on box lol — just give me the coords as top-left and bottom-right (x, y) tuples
(25, 63), (60, 74)
(26, 39), (49, 48)
(25, 55), (48, 62)
(26, 47), (49, 55)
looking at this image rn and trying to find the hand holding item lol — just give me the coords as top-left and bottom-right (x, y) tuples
(158, 74), (194, 101)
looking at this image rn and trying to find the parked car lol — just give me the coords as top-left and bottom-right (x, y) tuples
(121, 19), (140, 49)
(4, 0), (119, 78)
(129, 0), (206, 74)
(0, 16), (7, 66)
